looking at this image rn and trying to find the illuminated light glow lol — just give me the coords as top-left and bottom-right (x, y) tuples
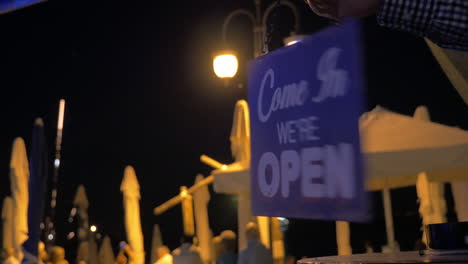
(221, 165), (228, 170)
(286, 40), (300, 46)
(277, 217), (290, 226)
(48, 234), (54, 240)
(283, 34), (308, 47)
(67, 232), (75, 240)
(180, 189), (188, 198)
(57, 99), (65, 131)
(54, 158), (60, 168)
(213, 54), (238, 78)
(90, 225), (97, 232)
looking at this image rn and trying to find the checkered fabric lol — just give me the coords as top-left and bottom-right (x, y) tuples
(377, 0), (468, 51)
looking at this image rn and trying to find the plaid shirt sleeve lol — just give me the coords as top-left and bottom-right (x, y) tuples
(377, 0), (468, 51)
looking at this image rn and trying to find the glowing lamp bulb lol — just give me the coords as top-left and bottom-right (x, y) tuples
(90, 225), (97, 232)
(213, 53), (238, 78)
(286, 40), (300, 46)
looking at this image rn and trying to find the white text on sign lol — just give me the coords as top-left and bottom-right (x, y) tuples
(257, 47), (348, 123)
(257, 144), (355, 199)
(255, 47), (355, 200)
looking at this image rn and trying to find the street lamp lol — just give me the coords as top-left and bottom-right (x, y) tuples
(213, 0), (301, 79)
(213, 51), (239, 78)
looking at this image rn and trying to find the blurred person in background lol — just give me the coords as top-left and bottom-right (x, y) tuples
(154, 246), (172, 264)
(237, 222), (273, 264)
(212, 236), (223, 262)
(48, 246), (69, 264)
(216, 231), (237, 264)
(172, 235), (202, 264)
(115, 242), (135, 264)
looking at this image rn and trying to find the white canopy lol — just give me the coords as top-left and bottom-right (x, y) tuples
(339, 105), (468, 253)
(361, 106), (468, 191)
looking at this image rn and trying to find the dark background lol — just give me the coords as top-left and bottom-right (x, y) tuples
(0, 0), (467, 262)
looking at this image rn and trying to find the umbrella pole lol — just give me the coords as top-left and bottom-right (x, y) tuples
(382, 188), (396, 251)
(335, 221), (352, 255)
(238, 192), (253, 250)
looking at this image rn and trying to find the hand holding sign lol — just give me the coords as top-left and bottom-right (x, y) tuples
(305, 0), (381, 21)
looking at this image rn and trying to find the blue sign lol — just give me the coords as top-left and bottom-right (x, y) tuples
(0, 0), (45, 13)
(248, 19), (369, 222)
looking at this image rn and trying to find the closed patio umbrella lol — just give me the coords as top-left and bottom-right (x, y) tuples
(23, 118), (49, 264)
(120, 166), (144, 264)
(10, 137), (30, 261)
(98, 236), (115, 264)
(2, 196), (14, 250)
(150, 225), (163, 264)
(74, 184), (90, 264)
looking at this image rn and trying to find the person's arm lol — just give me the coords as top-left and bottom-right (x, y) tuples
(124, 245), (136, 264)
(377, 0), (468, 50)
(306, 0), (468, 50)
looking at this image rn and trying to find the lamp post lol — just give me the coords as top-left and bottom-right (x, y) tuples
(213, 0), (302, 79)
(45, 99), (66, 250)
(213, 3), (355, 256)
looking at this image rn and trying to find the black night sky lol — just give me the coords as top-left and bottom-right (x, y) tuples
(0, 0), (467, 262)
